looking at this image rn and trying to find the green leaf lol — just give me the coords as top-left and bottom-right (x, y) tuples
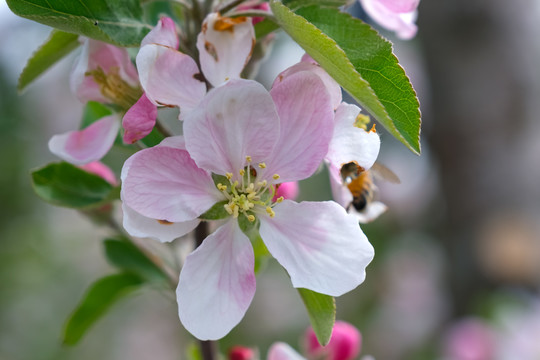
(254, 19), (279, 39)
(297, 288), (336, 346)
(81, 101), (113, 129)
(199, 200), (230, 220)
(31, 162), (115, 208)
(6, 0), (150, 46)
(63, 272), (143, 345)
(103, 238), (170, 283)
(270, 2), (421, 154)
(284, 0), (350, 10)
(18, 29), (79, 93)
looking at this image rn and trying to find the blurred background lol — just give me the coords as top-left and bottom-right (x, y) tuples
(1, 0), (540, 359)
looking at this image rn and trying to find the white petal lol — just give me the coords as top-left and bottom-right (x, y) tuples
(326, 103), (380, 171)
(141, 17), (179, 49)
(268, 343), (306, 360)
(48, 115), (119, 165)
(197, 13), (255, 87)
(177, 220), (256, 340)
(328, 163), (353, 209)
(122, 202), (199, 243)
(259, 200), (374, 296)
(353, 201), (387, 224)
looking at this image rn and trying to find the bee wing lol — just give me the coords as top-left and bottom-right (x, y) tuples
(371, 163), (401, 184)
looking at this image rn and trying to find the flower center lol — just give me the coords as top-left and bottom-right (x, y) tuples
(86, 66), (142, 109)
(217, 156), (283, 222)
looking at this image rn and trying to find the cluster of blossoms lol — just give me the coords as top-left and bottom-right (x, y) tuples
(42, 0), (419, 341)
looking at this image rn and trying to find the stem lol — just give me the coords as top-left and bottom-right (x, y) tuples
(193, 221), (217, 360)
(218, 0), (245, 14)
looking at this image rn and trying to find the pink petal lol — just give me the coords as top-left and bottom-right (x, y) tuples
(71, 39), (139, 103)
(177, 220), (256, 340)
(157, 135), (186, 150)
(197, 13), (255, 87)
(79, 161), (118, 185)
(48, 115), (120, 165)
(326, 103), (380, 171)
(184, 79), (279, 176)
(268, 343), (305, 360)
(136, 44), (206, 111)
(263, 71), (334, 183)
(274, 61), (342, 110)
(122, 93), (158, 144)
(121, 202), (199, 242)
(360, 0), (418, 40)
(121, 146), (224, 222)
(259, 200), (374, 296)
(378, 0), (420, 13)
(141, 17), (179, 49)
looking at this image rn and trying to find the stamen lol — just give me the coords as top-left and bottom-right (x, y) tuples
(239, 169), (245, 176)
(257, 180), (267, 187)
(266, 206), (275, 218)
(273, 174), (280, 180)
(276, 196), (284, 203)
(217, 183), (227, 191)
(247, 214), (255, 222)
(258, 162), (267, 169)
(245, 155), (252, 163)
(226, 172), (233, 180)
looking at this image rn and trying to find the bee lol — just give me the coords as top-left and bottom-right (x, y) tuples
(340, 162), (400, 212)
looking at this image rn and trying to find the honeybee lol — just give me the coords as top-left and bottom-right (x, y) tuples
(340, 162), (400, 212)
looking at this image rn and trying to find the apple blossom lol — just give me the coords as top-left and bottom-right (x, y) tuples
(121, 74), (374, 340)
(359, 0), (420, 40)
(304, 321), (362, 360)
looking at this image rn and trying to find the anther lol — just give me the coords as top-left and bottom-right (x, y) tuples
(258, 162), (266, 169)
(217, 183), (227, 191)
(226, 172), (233, 180)
(266, 206), (275, 218)
(245, 155), (252, 163)
(276, 196), (284, 203)
(257, 180), (267, 187)
(239, 169), (245, 176)
(273, 174), (280, 180)
(247, 214), (255, 222)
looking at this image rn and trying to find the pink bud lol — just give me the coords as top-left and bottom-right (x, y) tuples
(237, 1), (271, 24)
(79, 161), (118, 186)
(443, 318), (495, 360)
(229, 346), (256, 360)
(273, 182), (299, 201)
(304, 321), (362, 360)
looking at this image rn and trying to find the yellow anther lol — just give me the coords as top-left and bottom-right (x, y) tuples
(258, 180), (267, 187)
(245, 155), (252, 163)
(226, 172), (233, 180)
(354, 113), (371, 130)
(276, 196), (284, 203)
(239, 169), (245, 176)
(258, 162), (267, 169)
(266, 206), (275, 218)
(247, 192), (257, 200)
(217, 183), (228, 191)
(224, 203), (233, 215)
(246, 183), (255, 192)
(233, 205), (239, 218)
(247, 214), (255, 222)
(273, 174), (280, 180)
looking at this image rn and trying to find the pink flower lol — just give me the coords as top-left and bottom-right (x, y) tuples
(229, 346), (257, 360)
(123, 14), (255, 143)
(237, 1), (271, 25)
(359, 0), (419, 40)
(304, 321), (362, 360)
(121, 74), (374, 340)
(443, 318), (495, 360)
(70, 38), (140, 107)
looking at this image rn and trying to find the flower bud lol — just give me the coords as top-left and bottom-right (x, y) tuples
(273, 182), (299, 202)
(229, 346), (257, 360)
(304, 321), (362, 360)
